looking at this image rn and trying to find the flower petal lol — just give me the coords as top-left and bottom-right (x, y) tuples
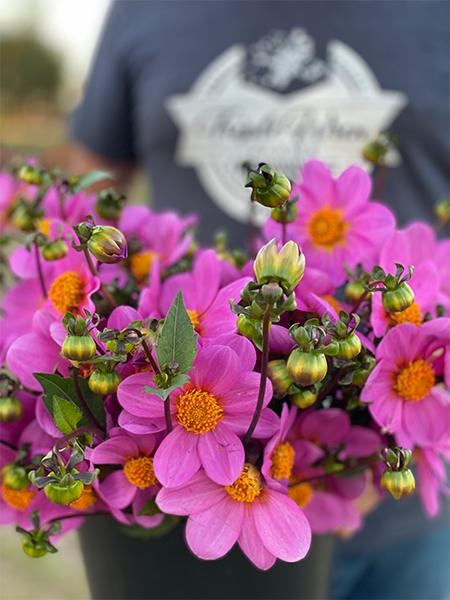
(156, 470), (226, 515)
(238, 504), (277, 570)
(153, 426), (201, 488)
(198, 423), (244, 485)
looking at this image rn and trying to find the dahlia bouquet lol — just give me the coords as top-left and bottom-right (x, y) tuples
(0, 158), (449, 569)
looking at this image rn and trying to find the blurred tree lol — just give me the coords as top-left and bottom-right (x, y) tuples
(0, 36), (61, 106)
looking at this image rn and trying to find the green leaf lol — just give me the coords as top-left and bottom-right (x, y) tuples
(52, 396), (82, 435)
(71, 171), (112, 193)
(143, 373), (191, 401)
(137, 498), (161, 517)
(34, 373), (105, 429)
(155, 291), (197, 375)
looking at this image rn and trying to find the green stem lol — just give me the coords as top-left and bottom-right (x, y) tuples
(242, 308), (271, 446)
(34, 240), (47, 298)
(84, 249), (118, 309)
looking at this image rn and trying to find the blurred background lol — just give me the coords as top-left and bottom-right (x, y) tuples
(1, 1), (110, 598)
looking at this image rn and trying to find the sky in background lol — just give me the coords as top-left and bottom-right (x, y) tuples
(0, 0), (111, 109)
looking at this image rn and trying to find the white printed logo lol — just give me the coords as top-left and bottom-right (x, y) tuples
(166, 29), (408, 225)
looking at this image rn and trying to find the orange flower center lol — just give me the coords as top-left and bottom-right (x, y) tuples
(271, 442), (295, 479)
(390, 303), (422, 327)
(288, 482), (313, 508)
(37, 218), (52, 238)
(130, 251), (159, 282)
(187, 310), (200, 331)
(49, 271), (82, 314)
(395, 359), (435, 402)
(309, 207), (346, 248)
(123, 456), (157, 489)
(225, 465), (261, 502)
(1, 484), (36, 511)
(79, 364), (95, 379)
(319, 295), (342, 314)
(70, 485), (97, 511)
(177, 388), (223, 434)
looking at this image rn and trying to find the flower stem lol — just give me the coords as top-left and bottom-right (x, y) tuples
(373, 163), (387, 199)
(72, 367), (105, 432)
(84, 249), (118, 309)
(34, 240), (47, 298)
(243, 308), (271, 446)
(352, 289), (370, 314)
(316, 365), (344, 404)
(55, 425), (106, 451)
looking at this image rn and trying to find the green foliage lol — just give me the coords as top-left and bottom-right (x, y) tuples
(155, 291), (197, 375)
(144, 373), (191, 400)
(34, 373), (105, 429)
(52, 396), (82, 435)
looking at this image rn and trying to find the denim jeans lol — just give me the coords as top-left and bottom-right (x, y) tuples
(329, 521), (450, 600)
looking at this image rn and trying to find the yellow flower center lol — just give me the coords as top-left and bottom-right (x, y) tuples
(395, 359), (435, 402)
(49, 271), (82, 314)
(130, 251), (159, 282)
(177, 388), (223, 434)
(1, 484), (36, 511)
(225, 465), (262, 502)
(288, 482), (313, 509)
(390, 303), (422, 327)
(271, 442), (295, 479)
(187, 310), (200, 331)
(319, 295), (342, 314)
(123, 456), (157, 489)
(309, 207), (346, 248)
(37, 218), (52, 238)
(70, 485), (97, 511)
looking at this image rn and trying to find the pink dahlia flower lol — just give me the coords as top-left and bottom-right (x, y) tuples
(362, 320), (450, 446)
(263, 160), (396, 285)
(117, 341), (278, 487)
(156, 467), (311, 570)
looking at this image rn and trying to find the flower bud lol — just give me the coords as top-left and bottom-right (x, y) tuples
(11, 205), (35, 231)
(61, 334), (97, 362)
(267, 360), (292, 396)
(1, 463), (29, 490)
(435, 199), (450, 224)
(362, 140), (388, 165)
(0, 396), (24, 423)
(87, 226), (128, 264)
(88, 370), (122, 395)
(271, 201), (298, 224)
(290, 386), (318, 409)
(237, 314), (257, 339)
(382, 282), (415, 313)
(352, 357), (376, 386)
(19, 165), (42, 185)
(254, 239), (305, 290)
(245, 164), (291, 208)
(96, 189), (126, 221)
(345, 281), (371, 302)
(335, 332), (362, 360)
(22, 538), (48, 558)
(44, 473), (84, 505)
(286, 349), (328, 387)
(381, 468), (415, 500)
(41, 240), (69, 261)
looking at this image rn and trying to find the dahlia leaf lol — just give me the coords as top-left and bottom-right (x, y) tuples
(52, 395), (82, 435)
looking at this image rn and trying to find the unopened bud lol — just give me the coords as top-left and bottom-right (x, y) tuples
(286, 348), (328, 387)
(87, 226), (128, 264)
(435, 199), (450, 224)
(245, 164), (291, 208)
(41, 240), (69, 261)
(267, 360), (292, 396)
(96, 189), (126, 221)
(0, 396), (24, 423)
(381, 468), (415, 500)
(254, 239), (305, 291)
(382, 282), (415, 313)
(19, 165), (42, 185)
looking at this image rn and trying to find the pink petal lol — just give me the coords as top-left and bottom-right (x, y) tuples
(302, 491), (344, 533)
(190, 345), (239, 396)
(118, 409), (167, 434)
(402, 392), (450, 446)
(156, 470), (226, 515)
(221, 372), (273, 414)
(186, 495), (243, 559)
(99, 470), (136, 509)
(300, 408), (350, 446)
(153, 426), (201, 488)
(224, 408), (280, 440)
(238, 504), (277, 570)
(198, 423), (244, 485)
(117, 373), (165, 418)
(339, 426), (381, 460)
(253, 490), (311, 561)
(336, 166), (372, 217)
(91, 436), (139, 465)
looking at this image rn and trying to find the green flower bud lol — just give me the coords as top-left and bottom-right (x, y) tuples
(267, 360), (292, 396)
(41, 240), (69, 261)
(245, 163), (292, 208)
(11, 205), (35, 231)
(1, 463), (29, 490)
(362, 140), (388, 165)
(22, 537), (48, 558)
(352, 357), (376, 386)
(237, 314), (257, 339)
(345, 281), (371, 302)
(271, 201), (298, 223)
(289, 386), (318, 409)
(286, 349), (328, 387)
(0, 396), (24, 423)
(88, 370), (122, 395)
(254, 239), (305, 290)
(44, 473), (84, 505)
(19, 165), (42, 185)
(381, 468), (415, 500)
(96, 189), (126, 221)
(61, 334), (97, 362)
(335, 332), (362, 360)
(382, 282), (415, 313)
(75, 221), (95, 244)
(87, 226), (128, 264)
(435, 199), (450, 224)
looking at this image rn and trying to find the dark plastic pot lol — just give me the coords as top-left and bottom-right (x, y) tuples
(79, 515), (333, 600)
